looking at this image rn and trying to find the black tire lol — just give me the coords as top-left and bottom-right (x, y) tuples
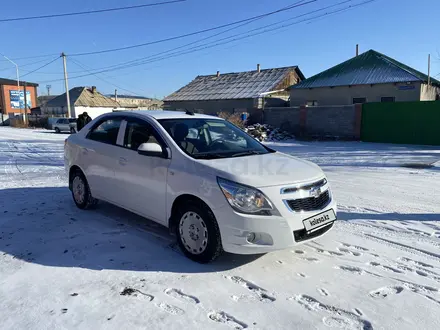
(55, 127), (60, 133)
(175, 200), (223, 263)
(71, 170), (98, 210)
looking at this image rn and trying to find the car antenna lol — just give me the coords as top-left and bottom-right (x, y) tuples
(185, 110), (195, 116)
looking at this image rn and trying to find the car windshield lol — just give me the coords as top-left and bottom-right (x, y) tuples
(158, 118), (274, 159)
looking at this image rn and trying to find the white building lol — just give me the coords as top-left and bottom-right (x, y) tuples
(107, 94), (163, 110)
(44, 86), (125, 119)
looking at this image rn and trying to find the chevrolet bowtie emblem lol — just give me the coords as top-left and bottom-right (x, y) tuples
(309, 186), (322, 198)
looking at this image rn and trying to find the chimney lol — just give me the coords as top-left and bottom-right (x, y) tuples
(114, 89), (118, 101)
(216, 71), (220, 77)
(91, 86), (97, 94)
(257, 64), (261, 73)
(356, 44), (359, 56)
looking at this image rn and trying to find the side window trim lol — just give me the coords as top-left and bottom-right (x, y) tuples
(116, 120), (128, 146)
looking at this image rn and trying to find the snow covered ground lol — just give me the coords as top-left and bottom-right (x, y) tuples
(0, 127), (439, 330)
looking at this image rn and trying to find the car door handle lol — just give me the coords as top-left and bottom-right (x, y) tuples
(119, 157), (127, 166)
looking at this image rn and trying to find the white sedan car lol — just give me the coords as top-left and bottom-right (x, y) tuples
(64, 111), (337, 263)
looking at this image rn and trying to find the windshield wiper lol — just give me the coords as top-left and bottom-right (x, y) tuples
(231, 150), (263, 158)
(194, 153), (230, 160)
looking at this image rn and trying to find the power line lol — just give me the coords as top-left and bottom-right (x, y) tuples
(0, 0), (186, 23)
(69, 0), (317, 56)
(21, 57), (60, 78)
(0, 53), (58, 62)
(40, 0), (377, 84)
(69, 58), (145, 96)
(0, 0), (313, 64)
(65, 0), (312, 74)
(25, 0), (312, 77)
(72, 0), (359, 74)
(113, 0), (355, 72)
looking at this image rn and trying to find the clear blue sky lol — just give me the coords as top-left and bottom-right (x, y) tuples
(0, 0), (438, 99)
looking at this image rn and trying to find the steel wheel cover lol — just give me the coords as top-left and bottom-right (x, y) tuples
(179, 211), (208, 255)
(72, 176), (85, 204)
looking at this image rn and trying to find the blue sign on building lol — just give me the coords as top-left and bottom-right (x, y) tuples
(10, 90), (32, 109)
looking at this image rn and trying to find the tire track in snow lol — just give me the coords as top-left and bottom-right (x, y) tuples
(363, 234), (440, 263)
(343, 222), (440, 250)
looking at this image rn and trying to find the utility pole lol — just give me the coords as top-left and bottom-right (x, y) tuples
(23, 81), (28, 124)
(427, 54), (431, 86)
(61, 53), (72, 118)
(1, 54), (23, 121)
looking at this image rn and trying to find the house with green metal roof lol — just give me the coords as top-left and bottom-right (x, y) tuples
(288, 50), (440, 107)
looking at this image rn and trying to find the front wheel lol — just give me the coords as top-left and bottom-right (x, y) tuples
(55, 127), (60, 133)
(71, 170), (98, 209)
(175, 201), (223, 263)
(70, 127), (76, 134)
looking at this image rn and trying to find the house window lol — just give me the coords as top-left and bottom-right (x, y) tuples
(381, 96), (395, 103)
(353, 97), (367, 104)
(306, 100), (318, 106)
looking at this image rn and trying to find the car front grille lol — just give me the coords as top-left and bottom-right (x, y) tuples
(286, 190), (331, 212)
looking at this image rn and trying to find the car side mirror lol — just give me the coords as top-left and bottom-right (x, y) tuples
(137, 142), (167, 158)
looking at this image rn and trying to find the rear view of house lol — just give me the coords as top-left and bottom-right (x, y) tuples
(164, 65), (305, 115)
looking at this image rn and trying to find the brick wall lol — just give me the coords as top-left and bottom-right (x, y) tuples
(264, 105), (360, 139)
(263, 107), (301, 134)
(0, 84), (37, 115)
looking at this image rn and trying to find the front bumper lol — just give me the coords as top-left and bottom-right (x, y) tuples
(214, 198), (337, 255)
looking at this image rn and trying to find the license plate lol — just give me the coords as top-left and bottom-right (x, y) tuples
(303, 209), (336, 232)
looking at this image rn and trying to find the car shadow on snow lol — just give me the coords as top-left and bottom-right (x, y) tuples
(0, 187), (262, 273)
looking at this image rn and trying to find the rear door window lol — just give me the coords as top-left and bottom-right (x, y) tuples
(87, 118), (122, 145)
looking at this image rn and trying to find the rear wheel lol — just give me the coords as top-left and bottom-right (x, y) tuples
(70, 127), (76, 134)
(175, 201), (222, 263)
(55, 127), (60, 133)
(71, 170), (98, 209)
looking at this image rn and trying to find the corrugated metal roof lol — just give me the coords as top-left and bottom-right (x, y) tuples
(46, 87), (119, 108)
(164, 66), (303, 101)
(291, 50), (440, 89)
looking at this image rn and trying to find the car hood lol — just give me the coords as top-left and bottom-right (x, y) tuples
(197, 152), (324, 188)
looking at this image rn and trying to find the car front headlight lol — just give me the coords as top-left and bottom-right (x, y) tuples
(217, 177), (274, 215)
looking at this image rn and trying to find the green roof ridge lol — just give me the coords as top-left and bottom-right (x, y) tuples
(291, 49), (439, 89)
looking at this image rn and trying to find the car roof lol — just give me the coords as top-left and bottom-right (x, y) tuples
(114, 110), (224, 121)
